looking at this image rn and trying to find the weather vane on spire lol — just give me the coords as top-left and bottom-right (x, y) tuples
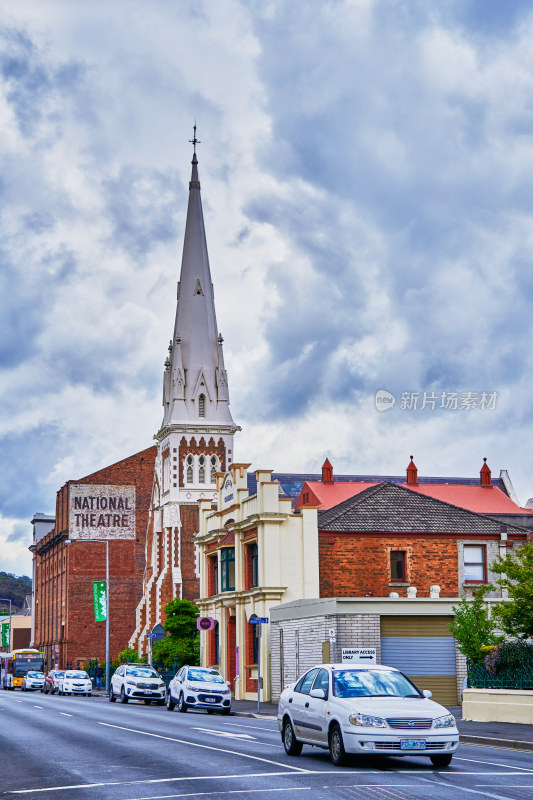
(189, 122), (200, 155)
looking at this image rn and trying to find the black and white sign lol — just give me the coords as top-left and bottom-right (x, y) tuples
(342, 647), (377, 664)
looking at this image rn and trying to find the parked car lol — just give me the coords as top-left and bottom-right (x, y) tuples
(57, 670), (92, 696)
(43, 670), (65, 694)
(109, 664), (166, 705)
(166, 665), (231, 714)
(277, 664), (459, 767)
(21, 671), (45, 691)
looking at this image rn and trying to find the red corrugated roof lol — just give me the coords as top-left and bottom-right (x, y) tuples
(296, 480), (532, 514)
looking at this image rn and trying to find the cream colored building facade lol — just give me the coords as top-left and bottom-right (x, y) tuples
(196, 464), (319, 701)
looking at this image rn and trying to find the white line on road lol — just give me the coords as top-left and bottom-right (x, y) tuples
(8, 771), (309, 795)
(222, 723), (279, 732)
(192, 727), (257, 740)
(97, 722), (310, 773)
(33, 706), (43, 709)
(454, 754), (533, 772)
(59, 713), (73, 717)
(123, 789), (312, 800)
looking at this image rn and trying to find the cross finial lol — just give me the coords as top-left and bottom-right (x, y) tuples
(189, 122), (200, 155)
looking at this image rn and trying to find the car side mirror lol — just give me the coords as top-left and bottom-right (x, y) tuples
(310, 688), (326, 699)
(226, 681), (231, 686)
(422, 689), (432, 699)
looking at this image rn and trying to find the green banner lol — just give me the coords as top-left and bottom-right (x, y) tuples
(1, 622), (9, 647)
(93, 581), (107, 622)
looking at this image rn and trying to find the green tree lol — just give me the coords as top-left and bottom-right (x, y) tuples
(152, 599), (200, 669)
(491, 542), (533, 639)
(449, 585), (504, 663)
(113, 646), (141, 669)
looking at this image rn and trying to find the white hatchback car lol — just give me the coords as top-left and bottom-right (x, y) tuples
(278, 664), (459, 767)
(109, 664), (166, 705)
(167, 665), (231, 714)
(21, 671), (45, 691)
(57, 670), (92, 696)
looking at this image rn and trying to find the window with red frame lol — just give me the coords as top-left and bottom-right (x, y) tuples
(464, 545), (486, 582)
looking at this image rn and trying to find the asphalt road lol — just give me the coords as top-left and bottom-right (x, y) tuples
(1, 690), (533, 800)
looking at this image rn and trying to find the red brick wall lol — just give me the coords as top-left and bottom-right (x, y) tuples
(319, 533), (459, 598)
(179, 505), (200, 603)
(34, 446), (156, 668)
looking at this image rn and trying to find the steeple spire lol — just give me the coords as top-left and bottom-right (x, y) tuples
(160, 135), (238, 434)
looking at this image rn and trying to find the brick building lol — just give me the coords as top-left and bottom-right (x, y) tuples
(196, 456), (530, 706)
(129, 143), (240, 654)
(32, 447), (155, 669)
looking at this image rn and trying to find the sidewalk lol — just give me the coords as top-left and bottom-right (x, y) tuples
(231, 700), (533, 752)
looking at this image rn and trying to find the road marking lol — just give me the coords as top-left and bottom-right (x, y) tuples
(192, 727), (257, 740)
(9, 772), (309, 795)
(222, 723), (279, 732)
(415, 775), (514, 800)
(123, 789), (311, 800)
(455, 755), (533, 772)
(33, 706), (43, 709)
(98, 722), (310, 772)
(60, 712), (73, 717)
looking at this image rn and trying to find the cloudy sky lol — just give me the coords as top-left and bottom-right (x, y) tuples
(2, 0), (533, 578)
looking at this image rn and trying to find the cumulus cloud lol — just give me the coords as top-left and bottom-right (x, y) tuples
(1, 0), (533, 578)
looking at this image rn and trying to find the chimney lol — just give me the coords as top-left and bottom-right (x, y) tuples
(322, 458), (334, 484)
(406, 456), (418, 486)
(480, 457), (492, 487)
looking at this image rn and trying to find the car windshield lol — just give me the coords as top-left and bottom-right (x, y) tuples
(187, 668), (225, 683)
(126, 668), (159, 678)
(54, 672), (65, 678)
(332, 669), (422, 698)
(27, 672), (44, 678)
(65, 671), (88, 679)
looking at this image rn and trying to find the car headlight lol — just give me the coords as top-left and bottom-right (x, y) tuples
(221, 688), (231, 695)
(349, 714), (387, 728)
(433, 714), (455, 728)
(127, 680), (137, 686)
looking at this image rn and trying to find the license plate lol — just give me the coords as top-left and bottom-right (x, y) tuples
(205, 697), (217, 703)
(400, 739), (426, 750)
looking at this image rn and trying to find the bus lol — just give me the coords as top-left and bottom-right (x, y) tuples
(1, 649), (46, 690)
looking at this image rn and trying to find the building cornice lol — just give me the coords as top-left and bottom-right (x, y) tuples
(155, 423), (241, 442)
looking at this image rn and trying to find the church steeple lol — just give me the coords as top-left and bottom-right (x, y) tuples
(160, 144), (238, 434)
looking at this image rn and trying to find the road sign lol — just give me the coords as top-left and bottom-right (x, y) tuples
(342, 647), (377, 664)
(328, 628), (336, 638)
(197, 616), (215, 631)
(146, 633), (156, 639)
(329, 637), (336, 644)
(249, 616), (269, 624)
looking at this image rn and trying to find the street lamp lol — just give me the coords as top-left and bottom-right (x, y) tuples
(65, 539), (110, 691)
(0, 598), (12, 651)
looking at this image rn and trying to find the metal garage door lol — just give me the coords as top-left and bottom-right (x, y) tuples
(380, 616), (458, 706)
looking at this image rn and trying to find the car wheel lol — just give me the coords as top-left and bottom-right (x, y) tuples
(430, 754), (453, 768)
(144, 699), (152, 705)
(329, 723), (348, 766)
(206, 709), (215, 714)
(177, 693), (188, 713)
(120, 686), (128, 704)
(166, 691), (176, 711)
(283, 718), (303, 756)
(108, 687), (116, 703)
(156, 699), (165, 706)
(221, 708), (231, 716)
(87, 692), (92, 697)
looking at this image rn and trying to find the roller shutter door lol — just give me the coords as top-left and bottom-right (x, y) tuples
(380, 616), (458, 706)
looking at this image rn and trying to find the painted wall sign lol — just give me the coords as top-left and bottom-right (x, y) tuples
(69, 484), (136, 540)
(222, 474), (235, 507)
(341, 647), (377, 664)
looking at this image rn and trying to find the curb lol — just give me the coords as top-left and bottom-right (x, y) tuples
(460, 734), (533, 752)
(232, 711), (278, 720)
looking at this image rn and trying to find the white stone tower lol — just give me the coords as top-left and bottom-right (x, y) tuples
(131, 137), (240, 650)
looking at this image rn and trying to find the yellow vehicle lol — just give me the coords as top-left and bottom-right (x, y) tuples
(1, 649), (45, 690)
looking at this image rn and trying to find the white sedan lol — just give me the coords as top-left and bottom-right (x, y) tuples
(57, 670), (92, 696)
(278, 664), (459, 767)
(21, 671), (45, 691)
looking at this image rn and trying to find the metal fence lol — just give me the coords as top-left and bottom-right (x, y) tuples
(467, 663), (533, 690)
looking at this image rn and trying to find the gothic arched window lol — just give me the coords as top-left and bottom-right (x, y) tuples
(198, 394), (206, 417)
(210, 455), (218, 484)
(199, 455), (205, 484)
(186, 454), (193, 484)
